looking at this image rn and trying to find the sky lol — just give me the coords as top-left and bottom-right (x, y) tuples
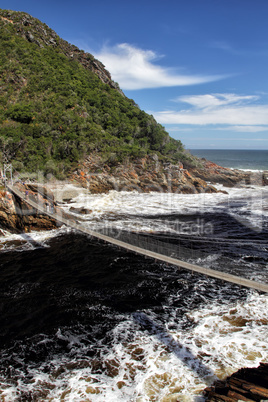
(2, 0), (268, 150)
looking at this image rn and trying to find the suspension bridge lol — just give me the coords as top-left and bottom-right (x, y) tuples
(6, 183), (268, 293)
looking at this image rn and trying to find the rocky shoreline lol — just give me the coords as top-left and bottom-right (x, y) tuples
(70, 153), (218, 194)
(0, 182), (62, 234)
(190, 158), (268, 187)
(1, 156), (267, 234)
(71, 153), (268, 194)
(203, 362), (268, 401)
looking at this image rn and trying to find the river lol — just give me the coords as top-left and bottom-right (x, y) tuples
(0, 184), (267, 401)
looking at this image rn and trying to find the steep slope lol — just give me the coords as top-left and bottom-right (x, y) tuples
(0, 8), (191, 179)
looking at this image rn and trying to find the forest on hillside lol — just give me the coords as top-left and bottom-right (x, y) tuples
(0, 10), (195, 179)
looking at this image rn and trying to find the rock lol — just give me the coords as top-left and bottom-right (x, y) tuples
(71, 153), (222, 195)
(203, 363), (268, 401)
(69, 206), (92, 215)
(189, 160), (268, 187)
(0, 184), (60, 233)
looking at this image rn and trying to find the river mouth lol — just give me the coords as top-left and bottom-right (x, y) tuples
(0, 187), (267, 401)
(1, 231), (266, 401)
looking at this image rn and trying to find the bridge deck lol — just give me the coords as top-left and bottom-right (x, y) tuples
(7, 184), (268, 293)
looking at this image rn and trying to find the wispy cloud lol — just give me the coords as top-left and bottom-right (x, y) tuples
(151, 93), (268, 128)
(216, 125), (268, 133)
(172, 93), (259, 108)
(210, 41), (241, 55)
(210, 41), (268, 57)
(94, 43), (227, 90)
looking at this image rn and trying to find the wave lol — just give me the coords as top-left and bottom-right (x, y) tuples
(0, 291), (266, 401)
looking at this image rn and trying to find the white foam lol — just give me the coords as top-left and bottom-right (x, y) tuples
(1, 292), (266, 401)
(59, 185), (268, 238)
(1, 186), (267, 399)
(0, 226), (69, 252)
(230, 168), (264, 173)
(2, 184), (267, 248)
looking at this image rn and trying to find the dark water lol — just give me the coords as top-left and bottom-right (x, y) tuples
(0, 208), (267, 400)
(0, 229), (249, 347)
(190, 149), (268, 171)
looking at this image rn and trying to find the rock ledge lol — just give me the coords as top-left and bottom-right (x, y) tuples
(204, 362), (268, 401)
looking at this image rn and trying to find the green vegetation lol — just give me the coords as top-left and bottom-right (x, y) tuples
(0, 9), (191, 178)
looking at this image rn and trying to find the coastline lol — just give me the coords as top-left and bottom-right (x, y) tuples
(0, 169), (267, 400)
(190, 149), (268, 172)
(1, 157), (267, 236)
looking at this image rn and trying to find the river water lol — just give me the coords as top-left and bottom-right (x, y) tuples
(0, 183), (268, 401)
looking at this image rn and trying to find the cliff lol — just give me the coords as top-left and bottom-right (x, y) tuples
(0, 183), (61, 233)
(0, 9), (267, 235)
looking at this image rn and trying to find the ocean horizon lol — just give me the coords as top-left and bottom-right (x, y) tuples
(190, 149), (268, 171)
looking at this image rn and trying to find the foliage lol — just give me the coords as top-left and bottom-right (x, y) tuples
(0, 9), (188, 177)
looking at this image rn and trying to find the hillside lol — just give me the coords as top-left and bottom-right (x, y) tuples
(0, 8), (197, 179)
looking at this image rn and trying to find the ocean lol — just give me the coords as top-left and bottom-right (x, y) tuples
(190, 149), (268, 171)
(0, 156), (268, 401)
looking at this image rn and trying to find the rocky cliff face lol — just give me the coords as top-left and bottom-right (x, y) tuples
(0, 184), (59, 233)
(71, 153), (219, 194)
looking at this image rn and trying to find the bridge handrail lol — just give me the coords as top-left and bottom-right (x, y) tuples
(6, 184), (268, 293)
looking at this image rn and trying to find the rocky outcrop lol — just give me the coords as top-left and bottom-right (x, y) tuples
(0, 156), (220, 233)
(189, 159), (268, 187)
(71, 153), (219, 194)
(0, 183), (60, 233)
(203, 362), (268, 401)
(70, 153), (268, 194)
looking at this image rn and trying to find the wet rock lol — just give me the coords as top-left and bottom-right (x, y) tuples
(0, 184), (59, 233)
(203, 362), (268, 401)
(69, 206), (92, 215)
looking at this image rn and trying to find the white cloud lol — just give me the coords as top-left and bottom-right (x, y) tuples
(94, 43), (227, 90)
(153, 107), (268, 125)
(173, 93), (259, 108)
(216, 125), (268, 133)
(151, 93), (268, 128)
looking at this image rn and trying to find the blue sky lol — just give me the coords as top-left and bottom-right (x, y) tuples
(2, 0), (268, 149)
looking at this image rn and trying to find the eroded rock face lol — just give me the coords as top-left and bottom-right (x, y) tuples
(71, 154), (219, 194)
(0, 184), (59, 233)
(203, 362), (268, 401)
(70, 154), (268, 195)
(189, 160), (268, 187)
